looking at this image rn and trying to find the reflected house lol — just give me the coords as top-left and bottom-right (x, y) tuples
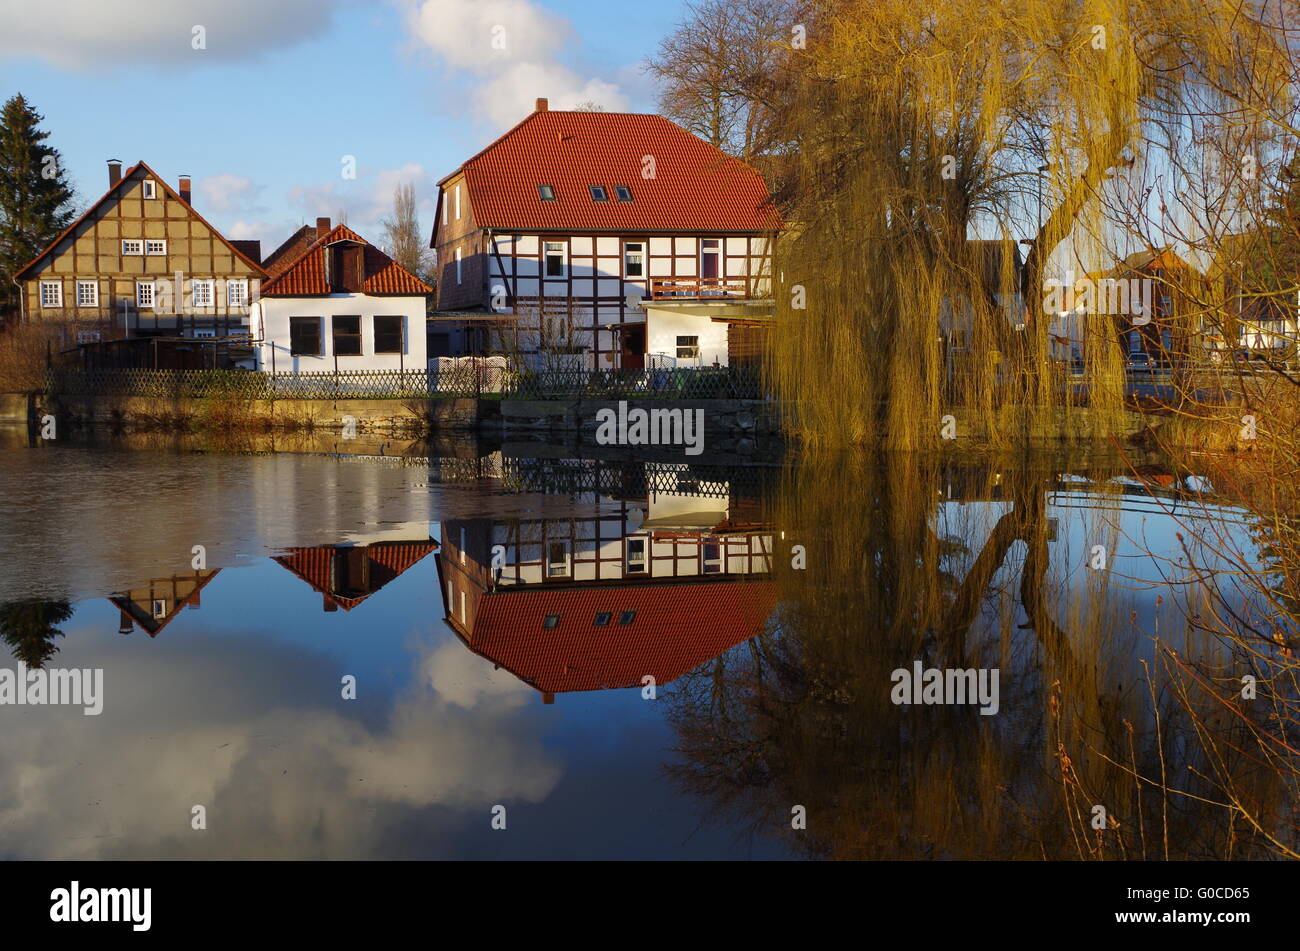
(110, 569), (221, 636)
(273, 540), (438, 612)
(436, 483), (777, 701)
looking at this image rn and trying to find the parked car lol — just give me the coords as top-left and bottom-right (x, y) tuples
(1125, 352), (1154, 372)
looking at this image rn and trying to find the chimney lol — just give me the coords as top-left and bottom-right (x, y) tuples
(178, 174), (192, 205)
(316, 216), (331, 239)
(542, 692), (555, 705)
(107, 159), (122, 187)
(535, 97), (548, 113)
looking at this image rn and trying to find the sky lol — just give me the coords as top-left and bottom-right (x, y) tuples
(0, 0), (686, 256)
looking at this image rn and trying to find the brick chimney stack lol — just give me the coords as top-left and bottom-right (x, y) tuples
(316, 216), (331, 239)
(178, 175), (192, 205)
(535, 97), (548, 112)
(107, 159), (122, 187)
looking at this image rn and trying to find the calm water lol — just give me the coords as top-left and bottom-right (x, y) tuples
(0, 425), (1288, 860)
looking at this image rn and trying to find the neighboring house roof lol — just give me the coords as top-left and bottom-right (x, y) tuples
(273, 541), (437, 612)
(453, 578), (777, 694)
(261, 223), (433, 296)
(14, 160), (267, 280)
(108, 570), (221, 637)
(260, 224), (318, 276)
(437, 109), (782, 236)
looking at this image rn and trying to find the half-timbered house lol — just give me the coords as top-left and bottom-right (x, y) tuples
(15, 160), (267, 345)
(430, 99), (781, 369)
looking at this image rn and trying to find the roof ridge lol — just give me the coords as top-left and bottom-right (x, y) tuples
(15, 159), (267, 280)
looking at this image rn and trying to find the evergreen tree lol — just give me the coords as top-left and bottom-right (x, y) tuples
(0, 598), (73, 668)
(0, 93), (75, 319)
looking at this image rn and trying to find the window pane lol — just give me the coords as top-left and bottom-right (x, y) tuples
(374, 315), (403, 354)
(290, 317), (320, 356)
(332, 315), (361, 355)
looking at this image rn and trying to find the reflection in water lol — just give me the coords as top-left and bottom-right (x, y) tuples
(664, 452), (1297, 859)
(436, 468), (775, 701)
(0, 436), (1295, 859)
(0, 599), (73, 667)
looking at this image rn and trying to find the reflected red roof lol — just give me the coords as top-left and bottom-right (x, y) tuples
(442, 110), (781, 234)
(274, 541), (437, 611)
(461, 580), (776, 693)
(261, 224), (433, 296)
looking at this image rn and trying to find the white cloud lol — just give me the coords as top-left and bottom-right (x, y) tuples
(0, 633), (561, 859)
(0, 0), (345, 68)
(401, 0), (629, 129)
(197, 173), (259, 214)
(286, 162), (434, 239)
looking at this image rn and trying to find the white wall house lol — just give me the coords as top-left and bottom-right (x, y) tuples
(250, 294), (429, 373)
(252, 220), (431, 373)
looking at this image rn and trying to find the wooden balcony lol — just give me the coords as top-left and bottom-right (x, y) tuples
(649, 279), (754, 300)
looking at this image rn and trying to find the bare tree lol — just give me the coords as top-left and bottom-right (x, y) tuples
(380, 183), (432, 281)
(644, 0), (792, 159)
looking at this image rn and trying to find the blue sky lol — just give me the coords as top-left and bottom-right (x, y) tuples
(0, 0), (685, 255)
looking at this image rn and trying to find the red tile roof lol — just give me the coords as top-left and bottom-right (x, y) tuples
(439, 110), (782, 235)
(459, 579), (776, 694)
(261, 224), (433, 296)
(273, 542), (437, 611)
(15, 160), (267, 280)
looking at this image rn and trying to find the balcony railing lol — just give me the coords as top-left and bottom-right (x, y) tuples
(649, 279), (753, 300)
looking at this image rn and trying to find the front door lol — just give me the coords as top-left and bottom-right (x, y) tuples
(620, 325), (646, 369)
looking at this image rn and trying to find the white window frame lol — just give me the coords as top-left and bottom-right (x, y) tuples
(122, 239), (143, 256)
(544, 241), (566, 278)
(145, 239), (166, 256)
(442, 194), (448, 227)
(700, 238), (722, 280)
(454, 184), (461, 221)
(191, 279), (215, 308)
(624, 241), (645, 278)
(136, 280), (155, 310)
(76, 280), (98, 308)
(192, 328), (216, 339)
(39, 280), (62, 308)
(626, 536), (647, 573)
(676, 335), (700, 360)
(141, 180), (157, 199)
(226, 279), (248, 309)
(546, 540), (571, 578)
(455, 247), (462, 285)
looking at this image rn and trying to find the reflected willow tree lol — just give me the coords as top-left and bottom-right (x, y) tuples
(664, 453), (1294, 858)
(0, 599), (73, 668)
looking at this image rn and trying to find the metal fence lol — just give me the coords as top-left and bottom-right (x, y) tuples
(504, 366), (763, 400)
(46, 367), (486, 400)
(45, 364), (765, 402)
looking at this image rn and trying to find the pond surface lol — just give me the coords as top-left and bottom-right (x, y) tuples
(0, 426), (1290, 859)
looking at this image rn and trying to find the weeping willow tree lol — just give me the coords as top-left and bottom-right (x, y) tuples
(755, 0), (1296, 448)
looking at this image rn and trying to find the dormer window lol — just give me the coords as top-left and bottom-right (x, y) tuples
(538, 184), (556, 201)
(141, 180), (156, 199)
(614, 185), (633, 202)
(589, 185), (608, 202)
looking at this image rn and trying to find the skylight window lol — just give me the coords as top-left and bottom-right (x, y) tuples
(614, 185), (633, 202)
(589, 185), (608, 202)
(538, 184), (556, 201)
